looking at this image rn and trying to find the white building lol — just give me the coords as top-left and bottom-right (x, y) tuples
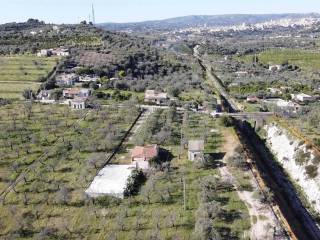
(37, 90), (52, 100)
(291, 93), (315, 103)
(131, 145), (159, 169)
(268, 88), (283, 95)
(144, 90), (169, 105)
(79, 75), (99, 82)
(52, 48), (70, 56)
(37, 49), (51, 57)
(269, 65), (283, 71)
(188, 140), (204, 161)
(70, 98), (87, 109)
(263, 99), (300, 113)
(235, 71), (248, 77)
(63, 88), (91, 99)
(85, 165), (134, 198)
(56, 73), (79, 86)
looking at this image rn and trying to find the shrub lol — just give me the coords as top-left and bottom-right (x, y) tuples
(22, 88), (35, 100)
(312, 153), (320, 165)
(314, 138), (320, 147)
(305, 165), (318, 179)
(227, 152), (247, 170)
(94, 195), (120, 207)
(219, 116), (234, 127)
(295, 149), (310, 166)
(124, 169), (146, 197)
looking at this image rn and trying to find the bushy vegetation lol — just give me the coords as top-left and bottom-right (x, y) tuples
(219, 116), (234, 127)
(295, 149), (311, 166)
(124, 169), (147, 197)
(0, 20), (103, 54)
(305, 165), (318, 179)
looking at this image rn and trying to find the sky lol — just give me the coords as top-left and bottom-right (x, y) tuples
(0, 0), (320, 24)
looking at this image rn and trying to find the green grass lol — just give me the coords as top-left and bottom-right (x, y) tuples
(0, 55), (59, 99)
(240, 49), (320, 72)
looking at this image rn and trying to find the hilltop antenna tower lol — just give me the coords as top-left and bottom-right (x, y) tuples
(92, 3), (96, 25)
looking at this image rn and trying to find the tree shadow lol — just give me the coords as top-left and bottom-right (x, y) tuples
(219, 209), (242, 224)
(214, 196), (230, 205)
(203, 152), (226, 169)
(217, 226), (239, 240)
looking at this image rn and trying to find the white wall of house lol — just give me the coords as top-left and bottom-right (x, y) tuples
(133, 160), (150, 170)
(188, 150), (203, 161)
(72, 102), (85, 109)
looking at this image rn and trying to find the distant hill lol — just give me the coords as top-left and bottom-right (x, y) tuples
(99, 13), (320, 32)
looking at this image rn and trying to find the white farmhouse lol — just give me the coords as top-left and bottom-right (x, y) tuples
(131, 145), (159, 169)
(52, 48), (70, 56)
(70, 98), (87, 109)
(291, 93), (315, 103)
(188, 140), (204, 161)
(269, 65), (283, 71)
(79, 75), (99, 82)
(144, 90), (169, 105)
(56, 73), (79, 86)
(37, 49), (52, 57)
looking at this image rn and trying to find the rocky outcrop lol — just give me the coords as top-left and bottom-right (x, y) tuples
(265, 124), (320, 213)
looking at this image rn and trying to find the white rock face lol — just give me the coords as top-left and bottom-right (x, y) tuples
(265, 124), (320, 213)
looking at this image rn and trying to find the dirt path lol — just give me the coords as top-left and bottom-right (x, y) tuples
(220, 129), (281, 240)
(128, 109), (151, 142)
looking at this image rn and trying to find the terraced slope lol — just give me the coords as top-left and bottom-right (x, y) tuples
(0, 55), (59, 99)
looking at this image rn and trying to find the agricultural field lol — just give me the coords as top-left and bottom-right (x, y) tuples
(0, 101), (140, 239)
(0, 55), (59, 99)
(0, 104), (251, 239)
(118, 109), (251, 239)
(241, 49), (320, 73)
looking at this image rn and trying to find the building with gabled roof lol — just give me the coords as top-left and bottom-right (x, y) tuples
(144, 90), (169, 105)
(63, 88), (91, 99)
(131, 145), (159, 169)
(56, 73), (79, 86)
(69, 97), (88, 110)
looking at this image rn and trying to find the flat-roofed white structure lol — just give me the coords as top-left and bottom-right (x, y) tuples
(85, 165), (134, 198)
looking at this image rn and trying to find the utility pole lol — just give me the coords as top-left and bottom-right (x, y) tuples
(183, 176), (186, 211)
(180, 111), (187, 159)
(179, 125), (183, 159)
(92, 3), (96, 25)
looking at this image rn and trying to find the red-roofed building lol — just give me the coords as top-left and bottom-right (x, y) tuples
(131, 145), (159, 169)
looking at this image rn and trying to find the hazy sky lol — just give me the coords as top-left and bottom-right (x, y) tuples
(1, 0), (320, 24)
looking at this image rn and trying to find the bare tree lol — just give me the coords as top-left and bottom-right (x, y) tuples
(55, 187), (71, 205)
(116, 210), (126, 231)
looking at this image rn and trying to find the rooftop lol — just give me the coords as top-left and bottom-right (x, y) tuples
(131, 145), (159, 160)
(188, 140), (204, 151)
(85, 165), (134, 199)
(145, 90), (168, 99)
(63, 88), (90, 94)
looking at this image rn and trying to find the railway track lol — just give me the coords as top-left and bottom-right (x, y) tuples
(235, 120), (320, 240)
(195, 49), (320, 239)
